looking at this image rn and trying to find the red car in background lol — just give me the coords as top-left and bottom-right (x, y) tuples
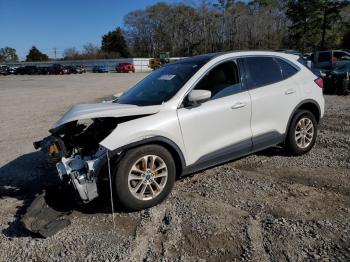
(116, 63), (135, 73)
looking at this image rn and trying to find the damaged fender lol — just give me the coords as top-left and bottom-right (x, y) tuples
(99, 110), (187, 157)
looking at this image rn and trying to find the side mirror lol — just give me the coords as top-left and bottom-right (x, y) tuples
(187, 90), (211, 105)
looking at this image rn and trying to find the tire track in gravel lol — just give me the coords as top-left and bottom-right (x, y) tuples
(247, 216), (270, 262)
(129, 205), (167, 261)
(129, 200), (183, 261)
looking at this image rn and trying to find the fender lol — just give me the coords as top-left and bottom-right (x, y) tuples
(107, 136), (187, 170)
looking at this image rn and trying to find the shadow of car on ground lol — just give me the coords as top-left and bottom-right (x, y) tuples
(0, 151), (120, 238)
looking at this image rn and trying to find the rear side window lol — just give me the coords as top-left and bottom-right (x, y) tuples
(276, 58), (298, 79)
(243, 57), (283, 89)
(318, 52), (331, 62)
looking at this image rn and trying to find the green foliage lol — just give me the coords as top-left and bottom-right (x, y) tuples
(286, 0), (349, 52)
(0, 47), (19, 62)
(26, 46), (49, 62)
(101, 27), (130, 58)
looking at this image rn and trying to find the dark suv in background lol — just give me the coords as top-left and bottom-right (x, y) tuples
(309, 50), (350, 72)
(307, 50), (350, 95)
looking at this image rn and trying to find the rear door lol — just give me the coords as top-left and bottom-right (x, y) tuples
(241, 56), (301, 150)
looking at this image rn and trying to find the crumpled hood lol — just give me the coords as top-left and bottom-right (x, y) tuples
(52, 103), (161, 129)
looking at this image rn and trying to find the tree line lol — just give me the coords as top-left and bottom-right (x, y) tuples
(1, 0), (349, 63)
(124, 0), (350, 57)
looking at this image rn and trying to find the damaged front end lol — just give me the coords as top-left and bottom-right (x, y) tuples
(33, 102), (160, 204)
(34, 117), (119, 203)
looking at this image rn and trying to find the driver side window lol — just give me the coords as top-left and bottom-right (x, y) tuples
(194, 60), (242, 100)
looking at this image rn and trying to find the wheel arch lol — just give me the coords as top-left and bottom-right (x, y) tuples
(109, 136), (186, 178)
(285, 99), (321, 136)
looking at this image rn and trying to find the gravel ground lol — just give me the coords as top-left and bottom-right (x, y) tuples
(0, 74), (349, 261)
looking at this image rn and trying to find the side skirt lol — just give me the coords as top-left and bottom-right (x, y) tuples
(182, 131), (284, 176)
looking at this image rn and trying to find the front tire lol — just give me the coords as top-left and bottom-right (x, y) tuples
(114, 144), (176, 211)
(286, 110), (318, 156)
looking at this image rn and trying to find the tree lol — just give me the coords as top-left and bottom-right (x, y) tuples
(63, 47), (80, 60)
(101, 27), (130, 57)
(26, 46), (49, 62)
(120, 0), (350, 57)
(286, 0), (349, 52)
(319, 0), (349, 49)
(0, 47), (19, 62)
(81, 43), (103, 59)
(123, 0), (290, 57)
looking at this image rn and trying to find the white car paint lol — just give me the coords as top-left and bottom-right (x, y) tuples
(177, 90), (252, 165)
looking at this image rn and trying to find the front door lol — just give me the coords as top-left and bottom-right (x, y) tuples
(177, 60), (252, 166)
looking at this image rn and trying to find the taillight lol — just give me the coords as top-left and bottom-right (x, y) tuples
(314, 77), (324, 88)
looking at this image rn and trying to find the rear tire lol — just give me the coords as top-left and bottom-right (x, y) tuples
(285, 110), (318, 156)
(114, 144), (176, 211)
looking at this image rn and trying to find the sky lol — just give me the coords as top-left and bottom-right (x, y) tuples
(0, 0), (189, 60)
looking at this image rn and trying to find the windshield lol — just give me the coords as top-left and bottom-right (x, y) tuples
(116, 62), (204, 106)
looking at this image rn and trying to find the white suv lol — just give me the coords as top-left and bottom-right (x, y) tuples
(35, 51), (325, 211)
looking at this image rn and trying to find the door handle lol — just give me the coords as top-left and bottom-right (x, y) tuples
(285, 89), (296, 95)
(231, 102), (246, 109)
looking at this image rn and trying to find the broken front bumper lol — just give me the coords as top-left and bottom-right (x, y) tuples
(55, 147), (107, 202)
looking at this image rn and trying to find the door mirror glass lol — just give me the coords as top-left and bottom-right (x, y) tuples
(187, 90), (211, 104)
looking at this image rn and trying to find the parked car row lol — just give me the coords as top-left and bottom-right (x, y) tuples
(1, 62), (136, 75)
(0, 65), (17, 75)
(0, 64), (87, 75)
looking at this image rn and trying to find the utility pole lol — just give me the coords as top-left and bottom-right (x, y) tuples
(53, 47), (57, 60)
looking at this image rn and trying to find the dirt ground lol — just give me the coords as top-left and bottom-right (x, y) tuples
(0, 73), (349, 261)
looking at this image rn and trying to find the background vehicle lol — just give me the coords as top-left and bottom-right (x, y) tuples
(309, 50), (350, 73)
(16, 65), (39, 75)
(92, 65), (109, 73)
(38, 66), (50, 75)
(148, 52), (170, 70)
(325, 63), (350, 95)
(62, 66), (71, 74)
(35, 51), (324, 211)
(116, 63), (135, 73)
(49, 64), (66, 75)
(0, 65), (10, 75)
(8, 66), (18, 74)
(75, 65), (86, 74)
(64, 66), (75, 74)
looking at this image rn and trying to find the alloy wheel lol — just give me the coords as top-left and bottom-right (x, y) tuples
(295, 117), (314, 149)
(128, 155), (168, 201)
